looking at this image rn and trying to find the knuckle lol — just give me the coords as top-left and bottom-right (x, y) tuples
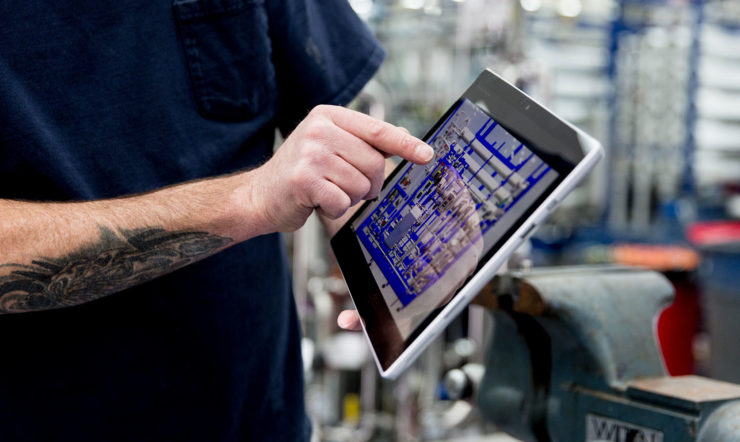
(358, 178), (372, 198)
(367, 121), (387, 140)
(308, 177), (325, 199)
(323, 191), (350, 219)
(302, 120), (329, 141)
(346, 178), (372, 206)
(309, 105), (327, 117)
(333, 206), (349, 219)
(400, 134), (417, 151)
(369, 174), (383, 198)
(308, 180), (331, 211)
(368, 187), (381, 200)
(307, 154), (329, 173)
(294, 155), (313, 175)
(310, 104), (334, 119)
(370, 152), (386, 171)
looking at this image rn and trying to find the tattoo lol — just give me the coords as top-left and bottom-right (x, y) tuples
(0, 226), (232, 313)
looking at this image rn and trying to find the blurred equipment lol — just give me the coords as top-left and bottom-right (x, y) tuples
(474, 266), (740, 441)
(695, 2), (740, 193)
(519, 0), (613, 221)
(609, 3), (694, 232)
(688, 221), (740, 384)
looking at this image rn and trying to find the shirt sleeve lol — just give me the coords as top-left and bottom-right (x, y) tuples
(265, 0), (386, 133)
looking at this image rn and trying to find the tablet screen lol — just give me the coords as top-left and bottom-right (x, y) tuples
(350, 98), (560, 340)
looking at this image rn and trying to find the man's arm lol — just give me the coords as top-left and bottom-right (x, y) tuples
(0, 177), (240, 313)
(0, 106), (434, 314)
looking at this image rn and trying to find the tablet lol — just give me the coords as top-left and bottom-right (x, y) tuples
(331, 69), (603, 379)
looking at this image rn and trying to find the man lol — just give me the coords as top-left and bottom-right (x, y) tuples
(0, 0), (431, 440)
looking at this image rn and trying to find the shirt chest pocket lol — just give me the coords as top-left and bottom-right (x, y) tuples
(172, 0), (277, 121)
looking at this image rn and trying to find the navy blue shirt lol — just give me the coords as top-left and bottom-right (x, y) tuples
(0, 1), (384, 440)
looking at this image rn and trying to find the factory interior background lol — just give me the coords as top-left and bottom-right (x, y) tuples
(287, 0), (740, 440)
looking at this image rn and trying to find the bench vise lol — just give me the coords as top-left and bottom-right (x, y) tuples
(473, 266), (740, 441)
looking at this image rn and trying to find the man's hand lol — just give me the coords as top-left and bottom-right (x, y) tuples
(245, 105), (434, 234)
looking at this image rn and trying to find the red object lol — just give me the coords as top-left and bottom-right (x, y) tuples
(687, 221), (740, 246)
(656, 276), (700, 376)
(611, 244), (701, 376)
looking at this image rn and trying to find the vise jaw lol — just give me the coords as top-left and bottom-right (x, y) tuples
(474, 266), (740, 442)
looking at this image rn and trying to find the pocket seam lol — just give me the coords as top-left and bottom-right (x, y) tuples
(173, 0), (263, 22)
(179, 35), (206, 107)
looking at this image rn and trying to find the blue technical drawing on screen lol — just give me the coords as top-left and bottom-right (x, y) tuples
(354, 99), (555, 308)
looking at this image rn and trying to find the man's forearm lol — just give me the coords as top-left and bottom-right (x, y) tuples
(0, 173), (262, 314)
(0, 106), (433, 315)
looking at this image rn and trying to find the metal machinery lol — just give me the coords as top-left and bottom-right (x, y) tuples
(466, 266), (740, 441)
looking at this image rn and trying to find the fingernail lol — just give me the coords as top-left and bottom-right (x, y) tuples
(415, 144), (434, 163)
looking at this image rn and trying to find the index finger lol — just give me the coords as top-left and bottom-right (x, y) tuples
(321, 106), (435, 164)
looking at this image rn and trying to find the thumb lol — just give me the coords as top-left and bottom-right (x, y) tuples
(337, 310), (363, 331)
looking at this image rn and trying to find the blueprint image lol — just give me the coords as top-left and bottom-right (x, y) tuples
(352, 98), (558, 337)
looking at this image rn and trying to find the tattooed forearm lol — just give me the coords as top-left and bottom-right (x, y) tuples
(0, 226), (232, 314)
